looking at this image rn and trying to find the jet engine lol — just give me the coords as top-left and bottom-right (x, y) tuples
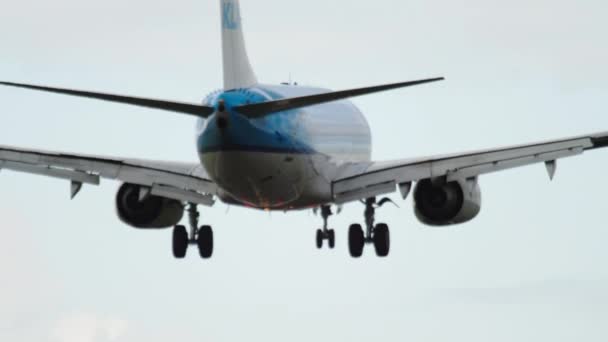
(116, 183), (184, 229)
(413, 178), (481, 226)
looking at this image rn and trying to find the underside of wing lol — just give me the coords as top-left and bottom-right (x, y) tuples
(0, 145), (217, 205)
(332, 131), (608, 204)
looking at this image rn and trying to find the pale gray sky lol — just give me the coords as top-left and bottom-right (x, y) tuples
(1, 0), (607, 341)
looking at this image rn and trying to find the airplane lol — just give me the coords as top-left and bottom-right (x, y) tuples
(1, 0), (607, 260)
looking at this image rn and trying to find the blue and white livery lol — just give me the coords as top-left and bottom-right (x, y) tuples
(1, 0), (607, 259)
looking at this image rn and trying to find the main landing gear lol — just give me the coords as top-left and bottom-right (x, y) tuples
(316, 205), (336, 249)
(314, 198), (392, 258)
(172, 203), (213, 259)
(348, 197), (391, 258)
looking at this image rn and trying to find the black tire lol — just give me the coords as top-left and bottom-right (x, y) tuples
(172, 225), (188, 259)
(316, 229), (323, 249)
(348, 224), (364, 258)
(373, 223), (390, 257)
(197, 225), (214, 259)
(328, 229), (335, 249)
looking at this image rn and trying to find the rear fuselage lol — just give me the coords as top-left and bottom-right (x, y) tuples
(197, 84), (371, 209)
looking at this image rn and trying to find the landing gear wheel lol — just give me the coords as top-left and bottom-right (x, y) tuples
(348, 224), (365, 258)
(315, 229), (324, 249)
(172, 225), (188, 259)
(328, 229), (335, 249)
(373, 223), (390, 257)
(197, 225), (214, 259)
(316, 229), (324, 249)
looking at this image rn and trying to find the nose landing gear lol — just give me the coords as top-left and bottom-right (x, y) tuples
(315, 205), (336, 249)
(172, 203), (214, 259)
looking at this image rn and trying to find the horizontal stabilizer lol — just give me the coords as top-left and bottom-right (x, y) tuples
(0, 81), (215, 118)
(235, 77), (444, 118)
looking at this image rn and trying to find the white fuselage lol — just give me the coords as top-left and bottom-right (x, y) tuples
(196, 84), (372, 210)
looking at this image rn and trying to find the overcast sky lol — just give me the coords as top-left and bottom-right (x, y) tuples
(1, 0), (608, 341)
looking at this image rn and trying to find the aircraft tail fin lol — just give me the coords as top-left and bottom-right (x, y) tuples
(221, 0), (258, 90)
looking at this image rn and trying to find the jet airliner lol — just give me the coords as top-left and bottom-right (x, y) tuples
(1, 0), (607, 259)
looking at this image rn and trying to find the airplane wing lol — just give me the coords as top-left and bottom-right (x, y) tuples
(332, 131), (608, 204)
(0, 145), (217, 206)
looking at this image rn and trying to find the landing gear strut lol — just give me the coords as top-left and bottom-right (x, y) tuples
(316, 205), (336, 249)
(172, 203), (214, 259)
(348, 197), (391, 258)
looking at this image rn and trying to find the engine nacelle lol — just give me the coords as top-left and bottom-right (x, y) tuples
(413, 178), (481, 226)
(116, 183), (184, 229)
